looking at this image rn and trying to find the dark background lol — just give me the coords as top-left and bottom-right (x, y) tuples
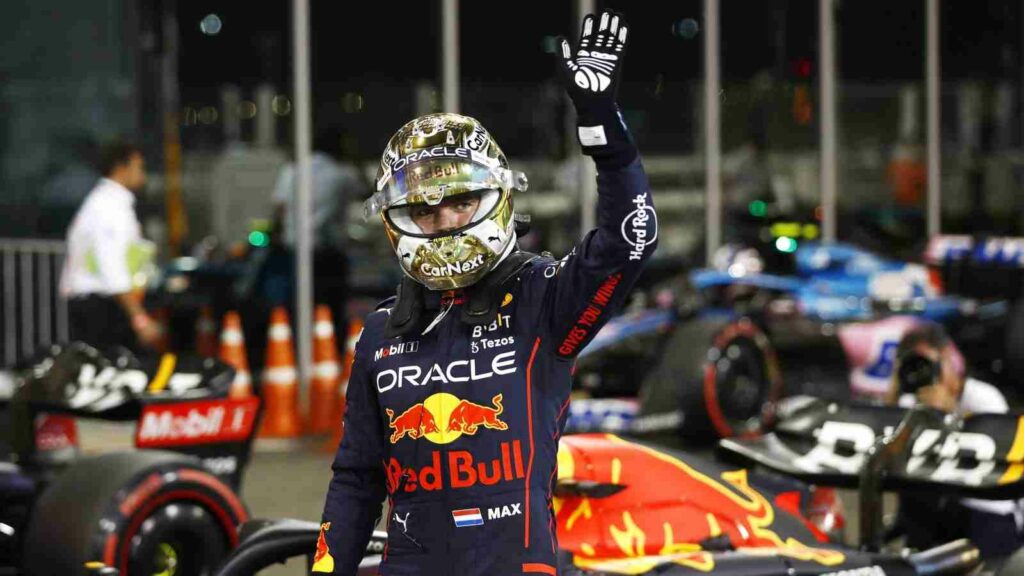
(175, 0), (1022, 87)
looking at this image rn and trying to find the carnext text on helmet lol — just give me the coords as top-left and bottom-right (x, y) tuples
(420, 254), (486, 278)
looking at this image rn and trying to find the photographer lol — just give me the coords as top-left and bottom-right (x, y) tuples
(888, 323), (1018, 558)
(887, 323), (1007, 415)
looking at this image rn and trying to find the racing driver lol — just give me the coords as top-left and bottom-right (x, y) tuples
(316, 12), (656, 575)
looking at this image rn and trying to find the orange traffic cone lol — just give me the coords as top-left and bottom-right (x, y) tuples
(307, 306), (341, 435)
(219, 311), (252, 398)
(259, 307), (301, 438)
(196, 306), (218, 357)
(322, 316), (363, 452)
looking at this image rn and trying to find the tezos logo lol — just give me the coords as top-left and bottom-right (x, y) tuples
(375, 340), (420, 362)
(420, 254), (486, 278)
(621, 194), (657, 261)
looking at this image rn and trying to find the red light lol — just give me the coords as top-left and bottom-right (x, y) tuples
(927, 267), (945, 295)
(796, 58), (812, 77)
(814, 206), (824, 221)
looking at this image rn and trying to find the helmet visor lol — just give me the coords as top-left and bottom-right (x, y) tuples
(384, 189), (503, 237)
(365, 158), (524, 221)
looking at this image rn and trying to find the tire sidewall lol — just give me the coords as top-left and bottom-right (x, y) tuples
(701, 318), (783, 438)
(21, 451), (247, 576)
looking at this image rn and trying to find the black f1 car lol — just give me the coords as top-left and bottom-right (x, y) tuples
(190, 401), (1024, 576)
(0, 343), (261, 576)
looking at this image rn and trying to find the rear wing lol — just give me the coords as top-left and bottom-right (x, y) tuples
(925, 235), (1024, 300)
(11, 342), (235, 419)
(719, 396), (1024, 500)
(4, 342), (260, 489)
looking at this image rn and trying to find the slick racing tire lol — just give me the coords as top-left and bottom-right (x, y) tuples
(640, 317), (782, 442)
(22, 450), (247, 576)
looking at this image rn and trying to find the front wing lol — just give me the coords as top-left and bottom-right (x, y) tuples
(213, 520), (978, 576)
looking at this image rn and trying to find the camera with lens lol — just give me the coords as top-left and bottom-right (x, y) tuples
(896, 352), (941, 395)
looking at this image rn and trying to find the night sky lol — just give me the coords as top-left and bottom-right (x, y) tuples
(176, 0), (1023, 92)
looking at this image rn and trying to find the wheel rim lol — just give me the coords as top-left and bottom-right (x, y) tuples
(152, 542), (180, 576)
(712, 336), (770, 433)
(127, 502), (228, 576)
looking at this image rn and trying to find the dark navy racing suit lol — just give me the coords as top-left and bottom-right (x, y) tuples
(319, 156), (656, 575)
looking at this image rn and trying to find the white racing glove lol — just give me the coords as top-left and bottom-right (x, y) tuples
(556, 11), (636, 168)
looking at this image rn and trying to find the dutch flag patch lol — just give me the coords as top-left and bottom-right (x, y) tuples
(451, 508), (484, 527)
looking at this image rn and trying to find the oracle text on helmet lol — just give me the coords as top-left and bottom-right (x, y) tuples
(389, 146), (487, 174)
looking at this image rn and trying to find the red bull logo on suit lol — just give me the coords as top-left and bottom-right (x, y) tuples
(386, 393), (507, 444)
(386, 440), (526, 493)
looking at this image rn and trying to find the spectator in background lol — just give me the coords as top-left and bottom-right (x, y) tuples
(886, 135), (926, 208)
(269, 130), (368, 330)
(59, 140), (160, 351)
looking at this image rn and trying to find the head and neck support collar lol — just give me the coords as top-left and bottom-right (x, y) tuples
(384, 249), (539, 338)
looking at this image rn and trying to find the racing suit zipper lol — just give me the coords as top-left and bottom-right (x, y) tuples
(440, 304), (456, 572)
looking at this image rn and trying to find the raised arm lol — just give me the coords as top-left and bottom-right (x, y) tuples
(545, 11), (657, 356)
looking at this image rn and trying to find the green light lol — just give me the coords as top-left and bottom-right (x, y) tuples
(248, 230), (268, 247)
(775, 236), (798, 253)
(749, 200), (767, 218)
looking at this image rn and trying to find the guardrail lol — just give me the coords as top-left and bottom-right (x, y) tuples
(0, 239), (68, 367)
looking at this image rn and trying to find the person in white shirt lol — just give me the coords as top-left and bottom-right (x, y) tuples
(59, 140), (160, 351)
(886, 323), (1020, 558)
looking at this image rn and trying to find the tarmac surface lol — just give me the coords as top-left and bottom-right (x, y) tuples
(241, 439), (338, 576)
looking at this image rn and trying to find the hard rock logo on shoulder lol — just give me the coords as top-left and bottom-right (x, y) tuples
(621, 193), (657, 261)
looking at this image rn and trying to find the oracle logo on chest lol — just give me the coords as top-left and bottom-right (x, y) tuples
(376, 350), (517, 393)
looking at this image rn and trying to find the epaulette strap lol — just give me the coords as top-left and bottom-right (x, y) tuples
(384, 276), (425, 338)
(375, 296), (398, 311)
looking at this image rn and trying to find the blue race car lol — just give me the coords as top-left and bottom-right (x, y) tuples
(568, 237), (1023, 442)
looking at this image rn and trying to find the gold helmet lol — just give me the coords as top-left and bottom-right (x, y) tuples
(365, 113), (527, 290)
